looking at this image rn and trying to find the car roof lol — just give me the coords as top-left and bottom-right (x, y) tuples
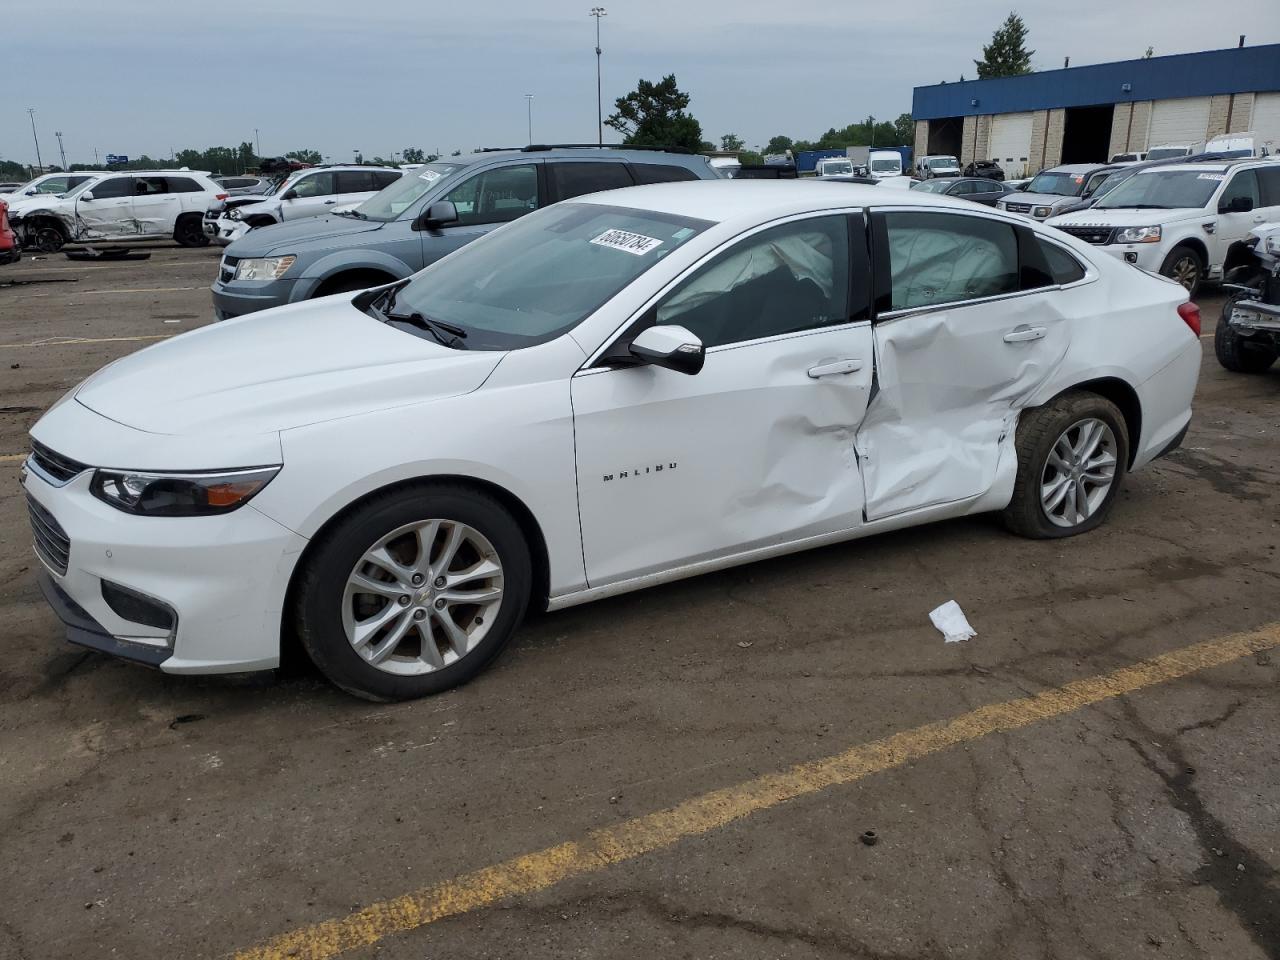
(448, 147), (706, 168)
(100, 169), (214, 176)
(580, 179), (1021, 226)
(1045, 163), (1113, 174)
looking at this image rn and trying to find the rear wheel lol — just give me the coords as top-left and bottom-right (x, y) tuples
(173, 213), (209, 248)
(1002, 391), (1129, 539)
(1215, 294), (1278, 373)
(1159, 245), (1204, 296)
(294, 483), (532, 701)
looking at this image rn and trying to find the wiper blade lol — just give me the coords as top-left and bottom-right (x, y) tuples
(344, 208), (368, 219)
(386, 310), (468, 348)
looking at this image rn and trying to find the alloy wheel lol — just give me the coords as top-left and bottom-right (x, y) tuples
(1040, 418), (1118, 528)
(342, 519), (504, 676)
(1169, 255), (1200, 291)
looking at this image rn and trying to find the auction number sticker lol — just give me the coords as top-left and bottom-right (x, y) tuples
(1197, 173), (1226, 181)
(590, 228), (663, 255)
(418, 169), (443, 182)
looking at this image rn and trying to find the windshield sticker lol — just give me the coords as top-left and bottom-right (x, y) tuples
(418, 169), (443, 182)
(590, 228), (663, 256)
(1197, 173), (1226, 181)
(672, 227), (695, 241)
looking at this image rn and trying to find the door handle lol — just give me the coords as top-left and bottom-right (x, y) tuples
(807, 359), (863, 378)
(1003, 325), (1046, 343)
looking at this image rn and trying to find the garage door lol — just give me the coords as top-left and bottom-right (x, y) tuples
(1250, 92), (1280, 153)
(1147, 97), (1211, 148)
(988, 112), (1034, 178)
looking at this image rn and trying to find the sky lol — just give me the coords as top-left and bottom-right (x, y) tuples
(5, 0), (1279, 167)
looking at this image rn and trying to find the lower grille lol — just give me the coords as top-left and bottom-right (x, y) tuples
(30, 440), (88, 484)
(220, 255), (239, 283)
(1057, 225), (1115, 245)
(27, 494), (71, 575)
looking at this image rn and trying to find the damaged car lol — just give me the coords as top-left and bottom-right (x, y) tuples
(9, 170), (225, 251)
(1216, 219), (1280, 373)
(24, 181), (1200, 701)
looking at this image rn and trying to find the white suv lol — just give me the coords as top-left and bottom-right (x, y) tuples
(209, 165), (404, 245)
(8, 170), (224, 251)
(1048, 159), (1280, 295)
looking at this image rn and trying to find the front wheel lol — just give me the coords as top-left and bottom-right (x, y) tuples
(1215, 295), (1278, 373)
(1159, 245), (1204, 297)
(294, 483), (532, 701)
(1002, 391), (1130, 539)
(29, 222), (66, 253)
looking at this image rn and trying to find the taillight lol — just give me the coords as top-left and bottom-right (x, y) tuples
(1177, 301), (1201, 337)
(215, 193), (229, 200)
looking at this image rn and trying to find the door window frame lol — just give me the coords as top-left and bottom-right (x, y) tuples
(869, 206), (1095, 322)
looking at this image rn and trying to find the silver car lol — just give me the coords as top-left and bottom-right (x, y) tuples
(997, 163), (1119, 220)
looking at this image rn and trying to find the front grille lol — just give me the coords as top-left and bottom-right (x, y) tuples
(30, 440), (88, 484)
(27, 494), (71, 575)
(1004, 202), (1032, 214)
(220, 255), (239, 283)
(1057, 225), (1115, 245)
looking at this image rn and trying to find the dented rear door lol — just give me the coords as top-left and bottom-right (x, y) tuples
(857, 209), (1070, 521)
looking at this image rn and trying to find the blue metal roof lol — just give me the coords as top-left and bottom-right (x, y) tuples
(913, 44), (1280, 120)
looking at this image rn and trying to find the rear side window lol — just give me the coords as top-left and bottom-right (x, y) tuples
(92, 177), (133, 199)
(631, 163), (700, 185)
(1039, 240), (1086, 285)
(373, 170), (402, 189)
(549, 162), (634, 202)
(1254, 167), (1280, 207)
(167, 177), (203, 193)
(337, 170), (375, 192)
(876, 211), (1018, 311)
(135, 177), (169, 195)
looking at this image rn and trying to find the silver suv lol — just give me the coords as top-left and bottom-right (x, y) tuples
(997, 163), (1119, 221)
(210, 147), (721, 320)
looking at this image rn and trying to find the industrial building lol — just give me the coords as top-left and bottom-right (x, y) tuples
(911, 43), (1280, 178)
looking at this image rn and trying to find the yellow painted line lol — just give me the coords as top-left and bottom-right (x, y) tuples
(0, 334), (172, 349)
(234, 623), (1280, 960)
(0, 453), (26, 462)
(77, 285), (203, 295)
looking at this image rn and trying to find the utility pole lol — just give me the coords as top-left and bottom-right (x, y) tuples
(94, 147), (99, 165)
(255, 128), (261, 157)
(55, 131), (67, 170)
(590, 7), (607, 145)
(525, 94), (534, 145)
(27, 108), (43, 172)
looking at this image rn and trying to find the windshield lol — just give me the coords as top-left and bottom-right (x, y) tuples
(1095, 169), (1220, 210)
(820, 161), (853, 175)
(927, 157), (958, 169)
(1026, 171), (1089, 197)
(388, 202), (712, 350)
(355, 162), (463, 221)
(911, 179), (952, 193)
(871, 158), (900, 172)
(1145, 147), (1189, 161)
(1090, 171), (1130, 200)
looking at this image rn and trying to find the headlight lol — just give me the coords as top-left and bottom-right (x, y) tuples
(91, 466), (280, 517)
(234, 256), (295, 281)
(226, 207), (241, 220)
(1266, 235), (1280, 255)
(1115, 225), (1162, 244)
(1033, 206), (1054, 218)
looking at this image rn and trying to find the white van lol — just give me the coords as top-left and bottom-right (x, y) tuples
(868, 149), (903, 179)
(1205, 132), (1272, 159)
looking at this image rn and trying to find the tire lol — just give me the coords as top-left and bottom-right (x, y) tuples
(294, 483), (532, 701)
(28, 220), (66, 253)
(1215, 294), (1278, 373)
(174, 214), (209, 248)
(1002, 391), (1130, 539)
(1159, 245), (1204, 297)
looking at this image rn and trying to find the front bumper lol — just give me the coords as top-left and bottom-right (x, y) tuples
(23, 461), (307, 674)
(210, 276), (308, 321)
(1228, 297), (1280, 333)
(206, 217), (249, 246)
(1093, 243), (1165, 271)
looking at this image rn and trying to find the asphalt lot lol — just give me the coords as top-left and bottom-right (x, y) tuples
(1, 244), (1278, 960)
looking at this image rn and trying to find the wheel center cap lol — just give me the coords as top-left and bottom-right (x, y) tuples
(417, 588), (434, 606)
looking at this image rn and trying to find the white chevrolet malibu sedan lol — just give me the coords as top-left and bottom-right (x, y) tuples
(23, 181), (1202, 701)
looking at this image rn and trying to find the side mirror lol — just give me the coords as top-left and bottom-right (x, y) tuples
(282, 189), (298, 200)
(417, 201), (459, 230)
(629, 325), (705, 375)
(1221, 195), (1254, 214)
(79, 191), (95, 201)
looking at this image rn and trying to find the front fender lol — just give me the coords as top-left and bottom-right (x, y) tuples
(294, 249), (415, 301)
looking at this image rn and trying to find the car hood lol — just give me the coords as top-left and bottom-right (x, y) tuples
(6, 194), (71, 217)
(225, 214), (386, 256)
(74, 297), (503, 437)
(1049, 207), (1206, 227)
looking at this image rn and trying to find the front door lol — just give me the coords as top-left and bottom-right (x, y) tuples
(280, 171), (337, 220)
(572, 213), (875, 587)
(858, 209), (1071, 520)
(74, 175), (135, 239)
(419, 162), (543, 269)
(1213, 169), (1273, 271)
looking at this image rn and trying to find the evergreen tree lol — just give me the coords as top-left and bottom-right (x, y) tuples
(974, 12), (1034, 79)
(606, 75), (703, 153)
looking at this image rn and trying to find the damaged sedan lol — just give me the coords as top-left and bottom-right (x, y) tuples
(23, 181), (1201, 701)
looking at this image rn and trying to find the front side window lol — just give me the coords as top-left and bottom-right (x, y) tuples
(443, 164), (539, 226)
(549, 162), (634, 201)
(91, 177), (133, 199)
(1218, 170), (1260, 210)
(1095, 169), (1222, 210)
(656, 216), (852, 349)
(389, 201), (710, 350)
(290, 172), (337, 198)
(34, 177), (70, 194)
(881, 211), (1018, 310)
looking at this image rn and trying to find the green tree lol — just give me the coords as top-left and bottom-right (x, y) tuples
(738, 150), (763, 166)
(402, 147), (426, 163)
(287, 148), (323, 164)
(763, 135), (793, 155)
(974, 12), (1034, 79)
(606, 74), (704, 153)
(237, 141), (256, 171)
(720, 133), (744, 152)
(893, 113), (915, 145)
(1143, 46), (1154, 59)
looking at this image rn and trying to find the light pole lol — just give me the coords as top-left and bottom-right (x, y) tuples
(55, 131), (67, 170)
(590, 7), (606, 145)
(27, 108), (43, 172)
(525, 94), (534, 145)
(254, 128), (261, 158)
